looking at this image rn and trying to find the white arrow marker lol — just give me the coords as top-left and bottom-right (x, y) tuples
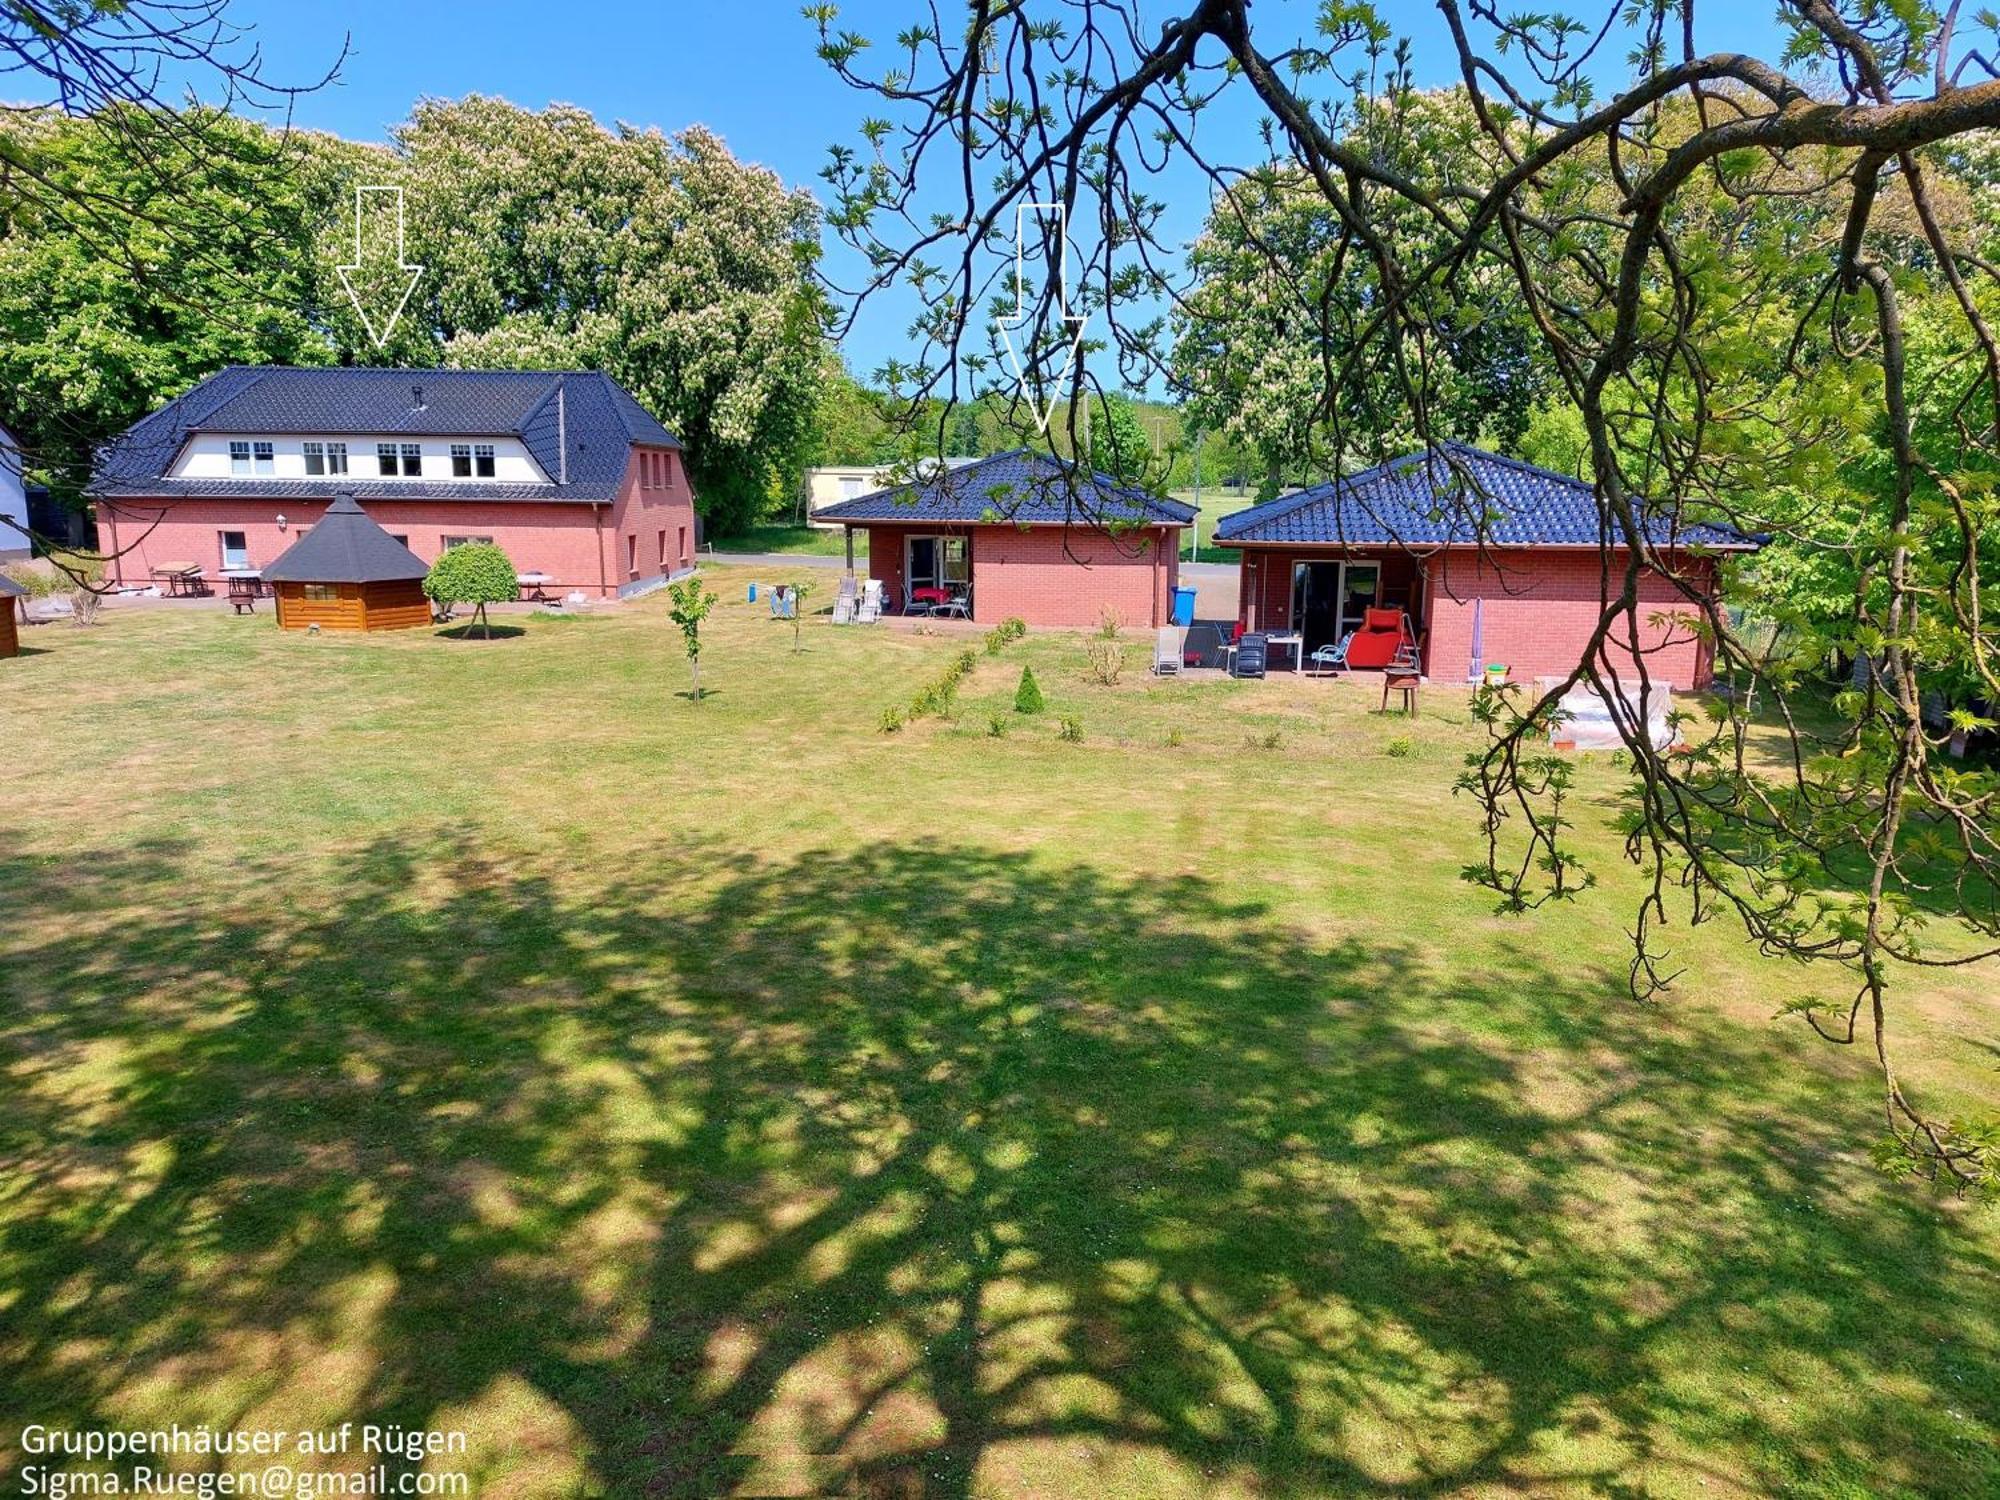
(997, 201), (1087, 435)
(335, 185), (425, 350)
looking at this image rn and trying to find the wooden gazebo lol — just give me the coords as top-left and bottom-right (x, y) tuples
(0, 574), (24, 658)
(264, 492), (431, 632)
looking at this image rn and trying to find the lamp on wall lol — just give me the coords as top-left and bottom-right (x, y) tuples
(276, 513), (289, 532)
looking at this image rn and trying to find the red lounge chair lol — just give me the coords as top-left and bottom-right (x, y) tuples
(1342, 608), (1415, 670)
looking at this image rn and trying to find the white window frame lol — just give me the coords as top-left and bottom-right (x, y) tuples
(252, 441), (274, 475)
(474, 443), (496, 478)
(303, 441), (326, 476)
(325, 442), (348, 475)
(229, 441), (251, 476)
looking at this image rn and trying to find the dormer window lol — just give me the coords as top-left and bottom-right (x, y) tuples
(450, 443), (498, 478)
(303, 441), (349, 477)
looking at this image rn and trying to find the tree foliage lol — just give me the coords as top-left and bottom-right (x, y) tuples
(423, 542), (517, 639)
(817, 1), (2000, 1191)
(666, 576), (719, 702)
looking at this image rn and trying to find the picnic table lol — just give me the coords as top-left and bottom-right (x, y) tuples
(151, 563), (209, 597)
(909, 586), (952, 611)
(517, 571), (559, 605)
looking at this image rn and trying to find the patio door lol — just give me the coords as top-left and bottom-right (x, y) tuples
(906, 534), (969, 592)
(1291, 560), (1382, 652)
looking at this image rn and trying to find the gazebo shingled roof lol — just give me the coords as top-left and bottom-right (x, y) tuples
(262, 492), (428, 584)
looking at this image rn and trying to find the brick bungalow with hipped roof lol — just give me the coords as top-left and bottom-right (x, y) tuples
(816, 448), (1195, 628)
(1214, 441), (1760, 688)
(88, 365), (695, 598)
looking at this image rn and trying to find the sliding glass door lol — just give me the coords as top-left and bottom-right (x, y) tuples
(906, 535), (970, 591)
(1290, 560), (1381, 652)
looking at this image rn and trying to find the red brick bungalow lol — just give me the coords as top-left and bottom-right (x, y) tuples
(1214, 442), (1759, 688)
(88, 366), (695, 598)
(817, 449), (1194, 627)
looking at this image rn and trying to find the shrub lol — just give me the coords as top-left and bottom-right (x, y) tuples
(1385, 735), (1415, 758)
(1014, 665), (1045, 714)
(1085, 637), (1126, 686)
(983, 619), (1024, 655)
(1057, 714), (1084, 743)
(1, 563), (66, 600)
(1095, 606), (1123, 640)
(1165, 726), (1185, 748)
(67, 588), (101, 627)
(987, 714), (1008, 737)
(879, 704), (906, 733)
(423, 542), (518, 639)
(1244, 728), (1283, 750)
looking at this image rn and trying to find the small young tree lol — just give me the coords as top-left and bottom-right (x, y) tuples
(423, 544), (517, 639)
(1014, 665), (1045, 714)
(667, 576), (718, 701)
(789, 577), (814, 653)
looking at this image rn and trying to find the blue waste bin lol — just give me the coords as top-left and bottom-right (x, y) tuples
(1170, 584), (1196, 627)
(747, 582), (758, 602)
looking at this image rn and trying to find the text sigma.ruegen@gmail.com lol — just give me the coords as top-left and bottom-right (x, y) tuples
(14, 1423), (475, 1498)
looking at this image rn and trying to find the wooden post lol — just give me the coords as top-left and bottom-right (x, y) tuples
(844, 526), (855, 576)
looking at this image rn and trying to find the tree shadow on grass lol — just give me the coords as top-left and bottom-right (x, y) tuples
(435, 623), (527, 642)
(0, 834), (1994, 1497)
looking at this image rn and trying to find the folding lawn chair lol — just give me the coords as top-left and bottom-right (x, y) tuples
(1153, 625), (1182, 676)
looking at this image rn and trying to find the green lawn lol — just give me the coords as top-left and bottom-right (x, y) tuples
(1172, 485), (1259, 562)
(2, 571), (1995, 1499)
(708, 523), (857, 557)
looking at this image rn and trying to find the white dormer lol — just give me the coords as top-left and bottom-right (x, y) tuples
(169, 434), (552, 484)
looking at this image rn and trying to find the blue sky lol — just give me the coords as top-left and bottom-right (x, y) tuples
(223, 2), (1793, 384)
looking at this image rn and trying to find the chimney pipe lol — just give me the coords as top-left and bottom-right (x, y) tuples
(412, 384), (425, 411)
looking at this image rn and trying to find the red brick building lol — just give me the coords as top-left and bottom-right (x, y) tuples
(88, 366), (695, 599)
(817, 449), (1193, 628)
(1216, 443), (1758, 688)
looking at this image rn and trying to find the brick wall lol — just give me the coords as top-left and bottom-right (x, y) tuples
(1423, 549), (1716, 688)
(853, 522), (1178, 627)
(95, 443), (696, 599)
(1229, 544), (1719, 688)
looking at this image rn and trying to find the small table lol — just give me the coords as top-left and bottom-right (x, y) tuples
(1264, 631), (1305, 674)
(1382, 664), (1423, 715)
(517, 571), (558, 605)
(909, 586), (951, 615)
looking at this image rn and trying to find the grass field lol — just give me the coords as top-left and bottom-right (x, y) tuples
(709, 523), (857, 557)
(2, 569), (1995, 1499)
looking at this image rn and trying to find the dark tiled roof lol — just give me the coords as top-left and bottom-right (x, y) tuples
(262, 492), (430, 583)
(815, 449), (1195, 527)
(88, 366), (679, 505)
(1214, 441), (1760, 551)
